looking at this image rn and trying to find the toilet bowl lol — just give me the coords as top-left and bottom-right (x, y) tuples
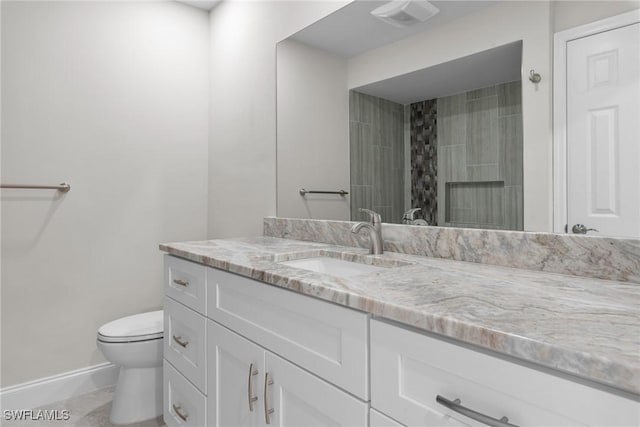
(97, 310), (163, 425)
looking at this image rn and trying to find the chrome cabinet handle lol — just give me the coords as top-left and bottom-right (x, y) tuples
(173, 279), (189, 287)
(172, 403), (189, 422)
(172, 335), (189, 348)
(264, 372), (274, 424)
(571, 224), (598, 234)
(436, 395), (519, 427)
(248, 363), (258, 412)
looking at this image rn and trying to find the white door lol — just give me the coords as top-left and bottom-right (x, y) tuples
(207, 321), (264, 427)
(264, 352), (368, 426)
(566, 22), (640, 238)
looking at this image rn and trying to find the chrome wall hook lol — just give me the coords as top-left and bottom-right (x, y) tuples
(529, 69), (542, 83)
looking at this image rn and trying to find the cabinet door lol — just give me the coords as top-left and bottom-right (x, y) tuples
(207, 321), (264, 427)
(370, 409), (405, 427)
(264, 352), (368, 427)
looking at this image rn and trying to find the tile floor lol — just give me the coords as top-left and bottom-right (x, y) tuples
(2, 387), (164, 427)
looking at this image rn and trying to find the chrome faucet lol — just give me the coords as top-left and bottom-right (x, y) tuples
(351, 208), (383, 255)
(402, 208), (422, 224)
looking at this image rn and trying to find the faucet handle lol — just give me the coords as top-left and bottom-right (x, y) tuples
(358, 208), (382, 225)
(402, 208), (422, 222)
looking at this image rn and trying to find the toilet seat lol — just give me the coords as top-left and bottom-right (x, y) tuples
(98, 310), (163, 343)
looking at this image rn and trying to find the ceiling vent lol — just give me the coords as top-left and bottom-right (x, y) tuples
(370, 0), (440, 28)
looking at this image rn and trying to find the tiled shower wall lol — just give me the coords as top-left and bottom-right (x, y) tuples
(409, 100), (438, 225)
(350, 81), (523, 229)
(435, 80), (523, 230)
(349, 91), (405, 224)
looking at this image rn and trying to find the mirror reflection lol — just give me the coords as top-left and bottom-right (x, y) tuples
(276, 0), (639, 237)
(348, 41), (523, 229)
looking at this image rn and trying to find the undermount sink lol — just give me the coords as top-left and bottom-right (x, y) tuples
(279, 256), (388, 278)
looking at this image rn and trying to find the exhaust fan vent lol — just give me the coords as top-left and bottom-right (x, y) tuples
(370, 0), (440, 28)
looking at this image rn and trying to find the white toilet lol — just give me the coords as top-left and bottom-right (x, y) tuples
(97, 310), (164, 425)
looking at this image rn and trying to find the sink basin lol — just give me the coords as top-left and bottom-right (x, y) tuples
(279, 256), (388, 278)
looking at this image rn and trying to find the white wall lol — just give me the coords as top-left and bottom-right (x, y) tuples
(348, 1), (552, 231)
(207, 0), (350, 238)
(276, 39), (349, 220)
(553, 0), (640, 32)
(1, 1), (209, 387)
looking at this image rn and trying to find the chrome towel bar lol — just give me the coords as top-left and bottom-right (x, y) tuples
(1, 182), (71, 192)
(299, 188), (348, 196)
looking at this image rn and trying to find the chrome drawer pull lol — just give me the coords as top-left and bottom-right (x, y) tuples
(172, 403), (189, 422)
(172, 335), (189, 348)
(436, 395), (519, 427)
(173, 279), (189, 287)
(264, 372), (274, 424)
(248, 363), (258, 411)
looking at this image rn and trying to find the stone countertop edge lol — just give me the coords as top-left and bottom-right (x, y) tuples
(159, 237), (640, 398)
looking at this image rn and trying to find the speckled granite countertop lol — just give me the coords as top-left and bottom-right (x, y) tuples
(160, 237), (640, 396)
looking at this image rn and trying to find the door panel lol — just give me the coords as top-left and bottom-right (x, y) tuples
(207, 321), (264, 427)
(567, 23), (640, 237)
(265, 352), (368, 427)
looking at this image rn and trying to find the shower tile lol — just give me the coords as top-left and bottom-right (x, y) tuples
(411, 99), (438, 225)
(350, 122), (374, 186)
(475, 184), (505, 227)
(373, 145), (392, 206)
(378, 108), (394, 147)
(393, 128), (405, 170)
(498, 80), (522, 117)
(437, 94), (467, 146)
(372, 205), (393, 222)
(391, 167), (405, 224)
(350, 185), (373, 221)
(467, 164), (500, 181)
(504, 185), (524, 231)
(352, 91), (376, 125)
(466, 96), (498, 165)
(438, 92), (467, 117)
(440, 144), (468, 182)
(467, 84), (497, 100)
(349, 90), (361, 123)
(499, 115), (524, 186)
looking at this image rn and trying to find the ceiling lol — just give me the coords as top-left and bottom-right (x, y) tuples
(176, 0), (221, 11)
(354, 41), (522, 104)
(291, 0), (497, 58)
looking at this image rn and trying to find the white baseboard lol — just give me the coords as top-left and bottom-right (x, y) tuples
(0, 363), (119, 411)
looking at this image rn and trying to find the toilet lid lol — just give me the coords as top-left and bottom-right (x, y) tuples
(98, 310), (163, 343)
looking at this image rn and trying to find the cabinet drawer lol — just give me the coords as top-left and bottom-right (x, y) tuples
(207, 267), (369, 400)
(164, 298), (207, 393)
(164, 255), (206, 315)
(164, 361), (206, 427)
(371, 319), (639, 427)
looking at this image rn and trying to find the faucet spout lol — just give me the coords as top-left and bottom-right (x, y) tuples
(351, 217), (384, 255)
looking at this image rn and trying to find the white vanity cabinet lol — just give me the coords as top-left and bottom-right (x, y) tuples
(370, 319), (640, 427)
(203, 263), (369, 426)
(207, 321), (368, 426)
(206, 266), (369, 400)
(162, 254), (639, 427)
(163, 256), (209, 427)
